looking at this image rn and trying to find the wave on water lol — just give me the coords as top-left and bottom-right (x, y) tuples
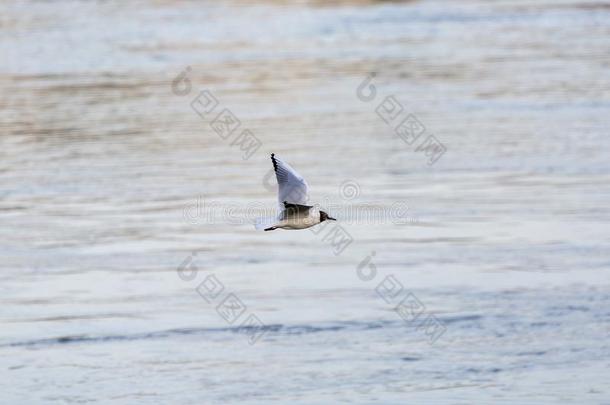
(2, 314), (486, 348)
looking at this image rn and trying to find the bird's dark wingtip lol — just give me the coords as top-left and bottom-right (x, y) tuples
(271, 153), (278, 171)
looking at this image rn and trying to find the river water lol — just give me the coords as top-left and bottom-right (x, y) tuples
(1, 0), (609, 403)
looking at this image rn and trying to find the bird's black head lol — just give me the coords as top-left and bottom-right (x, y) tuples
(319, 211), (336, 222)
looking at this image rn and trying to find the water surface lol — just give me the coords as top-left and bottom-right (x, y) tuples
(1, 0), (610, 403)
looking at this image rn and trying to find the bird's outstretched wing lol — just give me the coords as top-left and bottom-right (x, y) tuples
(271, 153), (309, 206)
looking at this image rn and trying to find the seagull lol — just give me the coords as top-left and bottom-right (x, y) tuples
(256, 153), (336, 231)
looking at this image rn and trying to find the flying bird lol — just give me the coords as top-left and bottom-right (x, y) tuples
(256, 153), (336, 231)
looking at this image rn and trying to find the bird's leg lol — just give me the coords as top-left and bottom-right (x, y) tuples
(264, 226), (277, 231)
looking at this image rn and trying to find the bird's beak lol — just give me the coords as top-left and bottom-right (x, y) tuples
(328, 217), (337, 221)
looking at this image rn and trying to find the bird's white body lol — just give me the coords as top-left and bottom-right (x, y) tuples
(275, 208), (321, 230)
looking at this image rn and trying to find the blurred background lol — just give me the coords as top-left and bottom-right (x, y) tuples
(1, 0), (609, 403)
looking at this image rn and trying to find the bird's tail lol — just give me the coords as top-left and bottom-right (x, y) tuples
(254, 215), (279, 231)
